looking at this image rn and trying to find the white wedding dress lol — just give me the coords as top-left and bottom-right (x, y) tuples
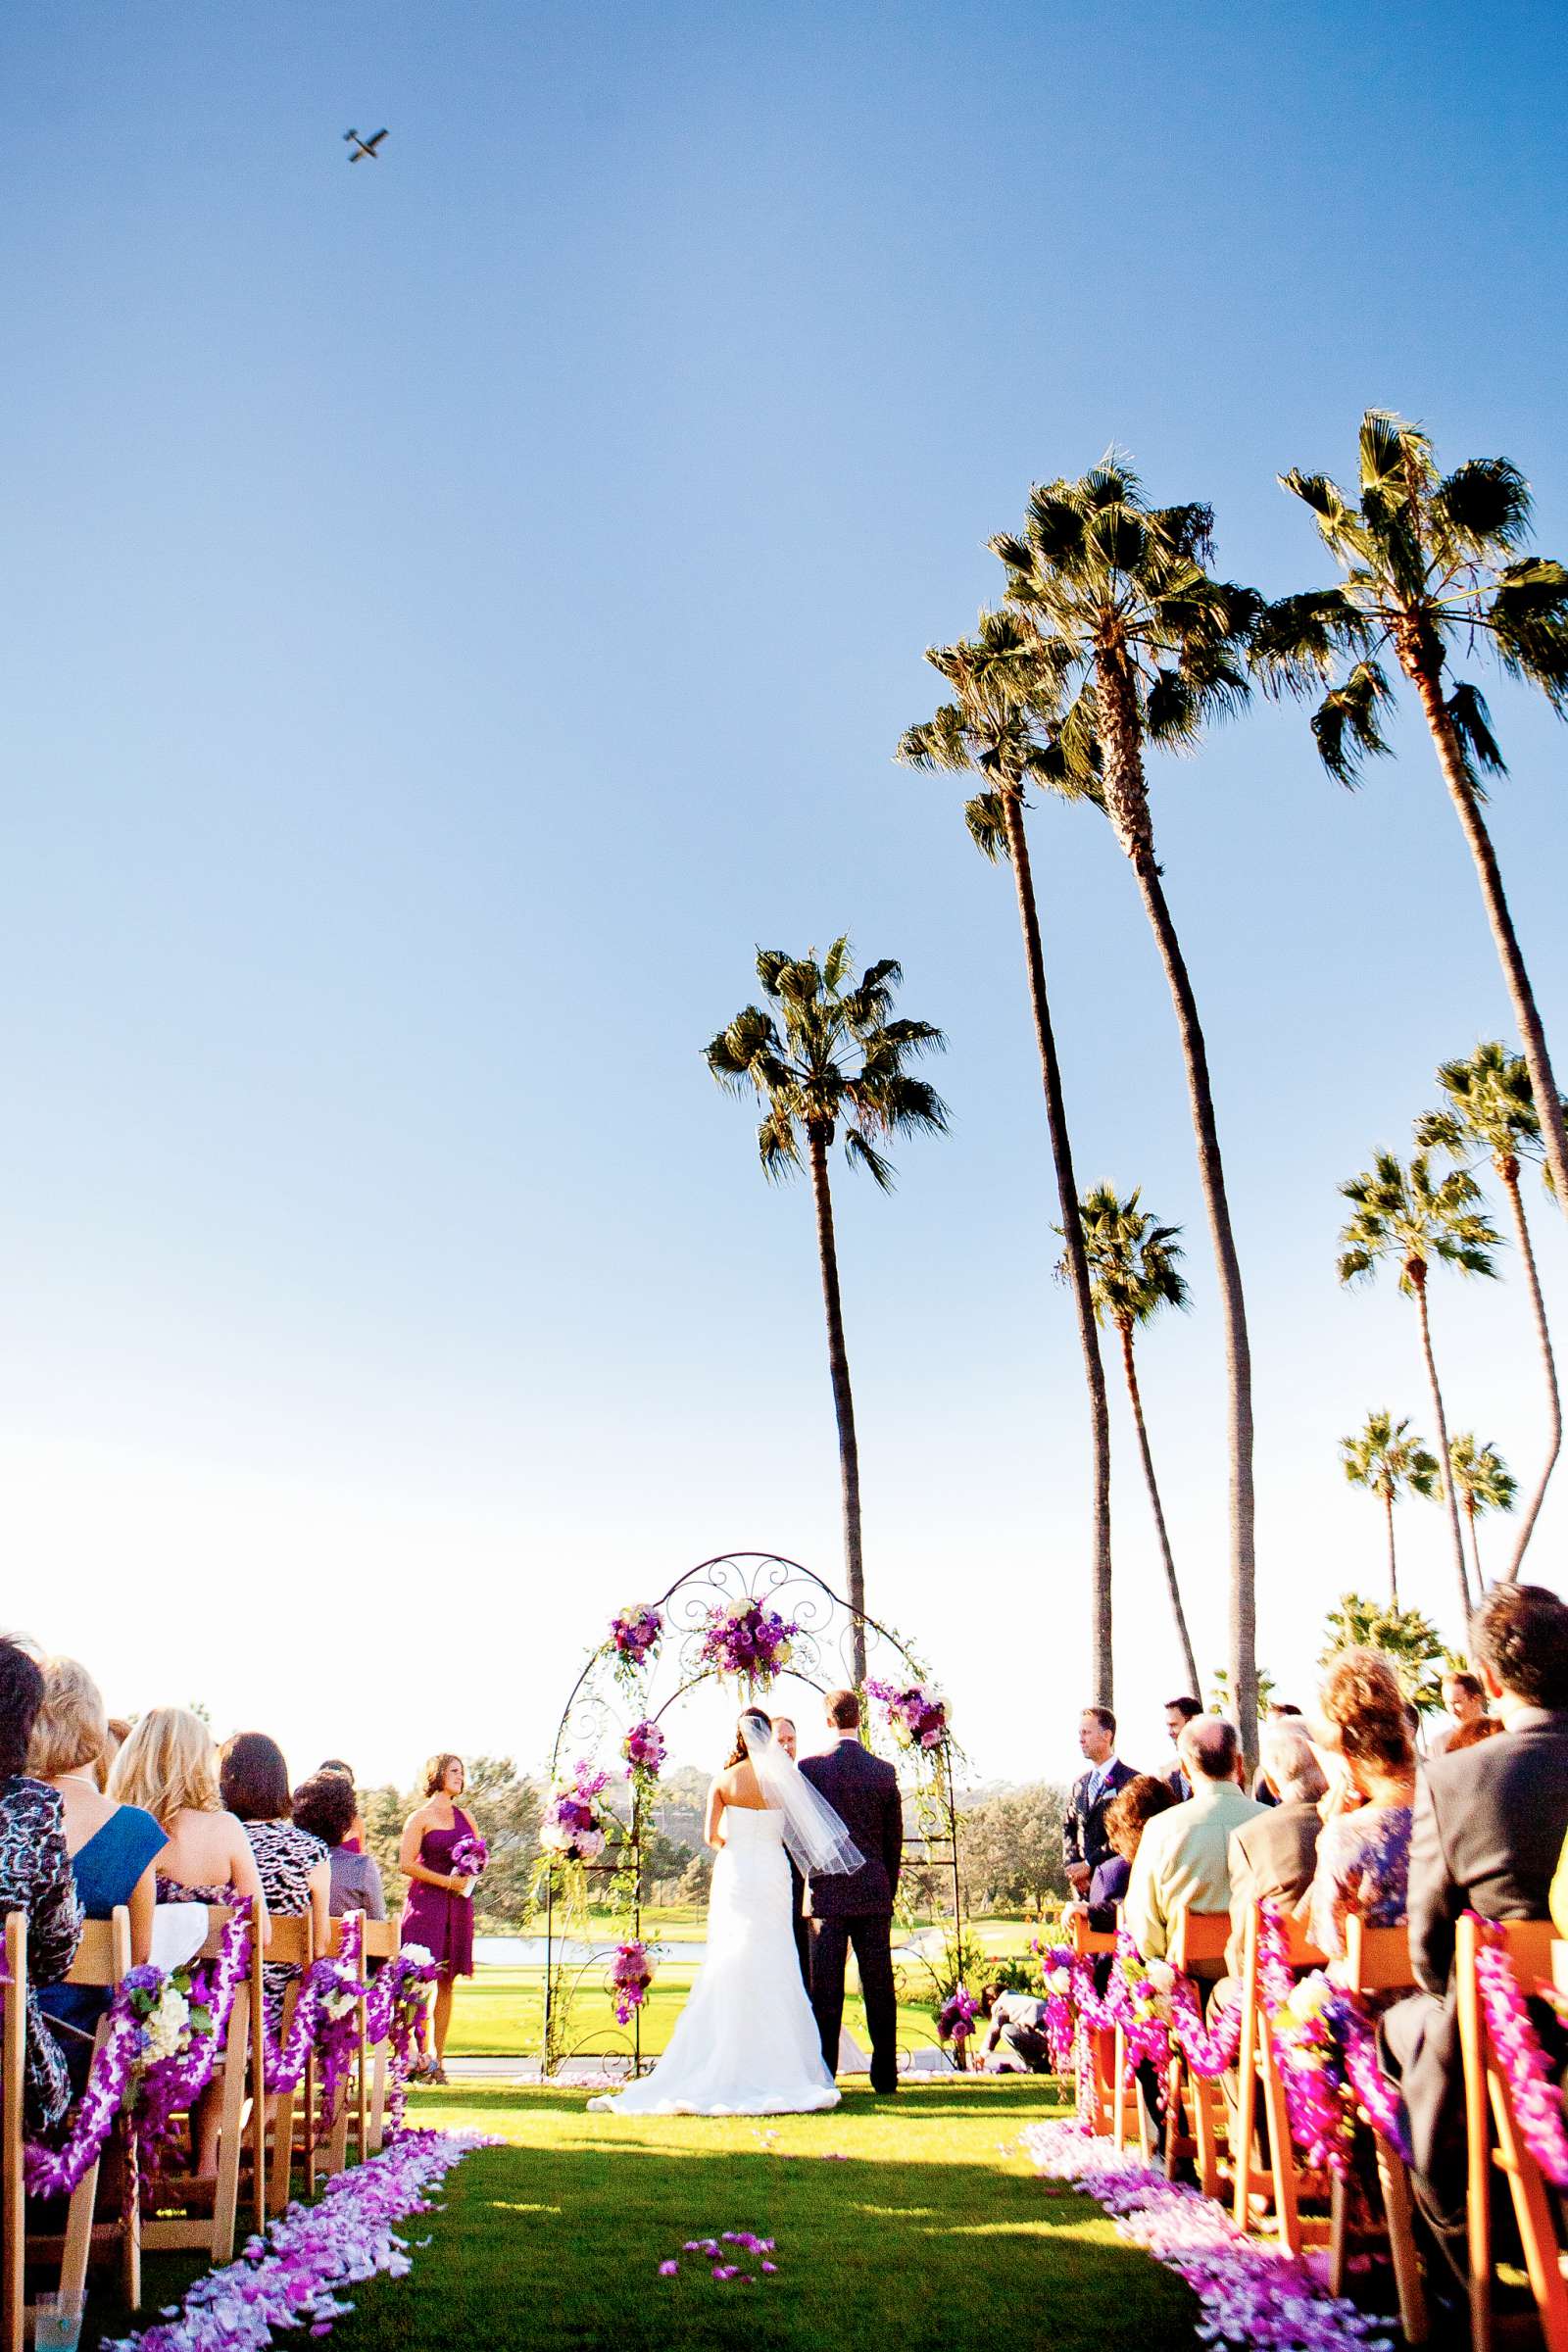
(587, 1806), (840, 2116)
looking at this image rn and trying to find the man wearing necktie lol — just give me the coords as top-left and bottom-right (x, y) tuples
(1064, 1706), (1137, 1896)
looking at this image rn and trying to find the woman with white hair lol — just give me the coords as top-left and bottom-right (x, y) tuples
(1222, 1719), (1328, 1982)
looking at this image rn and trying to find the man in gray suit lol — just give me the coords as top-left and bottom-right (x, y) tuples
(1380, 1583), (1568, 2234)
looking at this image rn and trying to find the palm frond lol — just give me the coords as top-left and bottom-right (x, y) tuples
(1445, 680), (1506, 781)
(1435, 458), (1533, 553)
(963, 790), (1013, 861)
(1310, 661), (1394, 785)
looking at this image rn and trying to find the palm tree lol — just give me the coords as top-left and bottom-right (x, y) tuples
(705, 940), (949, 1680)
(1071, 1185), (1200, 1697)
(1254, 410), (1568, 1220)
(1337, 1150), (1502, 1622)
(1447, 1434), (1517, 1599)
(1416, 1041), (1565, 1577)
(1338, 1410), (1439, 1607)
(896, 615), (1115, 1700)
(988, 457), (1263, 1747)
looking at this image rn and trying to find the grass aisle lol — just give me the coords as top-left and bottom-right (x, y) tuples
(293, 2081), (1199, 2352)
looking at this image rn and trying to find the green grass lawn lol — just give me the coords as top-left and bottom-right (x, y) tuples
(82, 2082), (1198, 2351)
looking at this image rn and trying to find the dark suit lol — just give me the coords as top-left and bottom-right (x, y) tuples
(800, 1739), (904, 2094)
(786, 1857), (812, 1992)
(1064, 1758), (1136, 1882)
(1380, 1707), (1568, 2216)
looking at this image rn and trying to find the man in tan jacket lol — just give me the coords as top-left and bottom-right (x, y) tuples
(1125, 1716), (1263, 1973)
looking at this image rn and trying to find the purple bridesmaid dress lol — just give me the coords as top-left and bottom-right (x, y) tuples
(399, 1806), (476, 1975)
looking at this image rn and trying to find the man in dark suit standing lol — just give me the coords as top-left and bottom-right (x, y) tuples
(1380, 1583), (1568, 2237)
(1064, 1706), (1137, 1896)
(800, 1688), (904, 2095)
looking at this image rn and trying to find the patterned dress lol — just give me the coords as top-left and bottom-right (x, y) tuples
(0, 1776), (83, 2132)
(1307, 1801), (1414, 1962)
(244, 1819), (326, 2034)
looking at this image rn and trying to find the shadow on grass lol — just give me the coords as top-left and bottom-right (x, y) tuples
(82, 2083), (1199, 2352)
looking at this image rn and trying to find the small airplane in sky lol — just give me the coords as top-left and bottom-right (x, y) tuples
(343, 128), (388, 163)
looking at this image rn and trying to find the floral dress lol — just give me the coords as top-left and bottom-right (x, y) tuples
(244, 1819), (326, 2034)
(1307, 1801), (1414, 1965)
(0, 1776), (83, 2132)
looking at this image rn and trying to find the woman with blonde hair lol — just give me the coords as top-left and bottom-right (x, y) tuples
(1303, 1648), (1416, 1961)
(398, 1752), (480, 2082)
(30, 1659), (163, 2081)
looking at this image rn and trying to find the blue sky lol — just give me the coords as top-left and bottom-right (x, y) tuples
(3, 1), (1566, 1791)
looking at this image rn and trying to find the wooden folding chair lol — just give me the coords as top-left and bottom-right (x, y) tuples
(3, 1914), (25, 2352)
(363, 1920), (400, 2157)
(24, 1908), (139, 2324)
(319, 1915), (372, 2178)
(264, 1916), (319, 2216)
(1319, 1917), (1429, 2340)
(1161, 1907), (1230, 2199)
(1457, 1914), (1568, 2352)
(1232, 1902), (1329, 2243)
(141, 1902), (264, 2269)
(1068, 1910), (1128, 2139)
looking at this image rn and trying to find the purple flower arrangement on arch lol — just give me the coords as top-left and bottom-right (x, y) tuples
(698, 1597), (798, 1689)
(865, 1677), (949, 1751)
(540, 1760), (612, 1862)
(611, 1939), (657, 2025)
(610, 1602), (663, 1671)
(622, 1719), (666, 1780)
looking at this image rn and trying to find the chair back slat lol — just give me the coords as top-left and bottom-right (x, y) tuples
(3, 1914), (26, 2352)
(1069, 1911), (1115, 1957)
(1338, 1917), (1413, 1994)
(64, 1910), (133, 1987)
(363, 1920), (400, 1961)
(265, 1914), (315, 1967)
(1271, 1910), (1328, 1970)
(1168, 1906), (1229, 1973)
(1487, 1918), (1557, 1995)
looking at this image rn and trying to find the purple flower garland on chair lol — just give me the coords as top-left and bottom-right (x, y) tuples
(1471, 1917), (1568, 2188)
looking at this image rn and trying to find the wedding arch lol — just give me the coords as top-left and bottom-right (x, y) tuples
(536, 1550), (967, 2078)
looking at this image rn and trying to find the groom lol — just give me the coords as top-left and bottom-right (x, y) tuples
(800, 1688), (904, 2095)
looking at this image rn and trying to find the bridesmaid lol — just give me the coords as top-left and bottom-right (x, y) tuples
(398, 1752), (478, 2083)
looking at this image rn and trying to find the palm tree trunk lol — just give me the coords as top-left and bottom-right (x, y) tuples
(806, 1124), (867, 1683)
(1384, 1490), (1398, 1608)
(1000, 789), (1114, 1703)
(1406, 657), (1568, 1224)
(1119, 1322), (1200, 1696)
(1499, 1162), (1562, 1579)
(1128, 852), (1257, 1760)
(1465, 1500), (1486, 1599)
(1411, 1264), (1472, 1623)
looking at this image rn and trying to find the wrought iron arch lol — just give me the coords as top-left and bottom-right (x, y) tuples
(539, 1550), (966, 2079)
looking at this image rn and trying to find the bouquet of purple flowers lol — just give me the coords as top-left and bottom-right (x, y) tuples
(866, 1677), (949, 1751)
(450, 1833), (488, 1893)
(611, 1603), (663, 1669)
(611, 1938), (657, 2025)
(937, 1985), (979, 2048)
(540, 1761), (612, 1862)
(623, 1719), (666, 1780)
(699, 1597), (799, 1689)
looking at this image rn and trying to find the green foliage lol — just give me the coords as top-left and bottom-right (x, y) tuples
(705, 939), (949, 1194)
(1206, 1665), (1276, 1719)
(1319, 1592), (1449, 1715)
(1447, 1433), (1517, 1523)
(1257, 409), (1568, 779)
(1339, 1410), (1439, 1508)
(956, 1784), (1069, 1912)
(1337, 1148), (1502, 1295)
(1068, 1184), (1188, 1335)
(1417, 1039), (1565, 1191)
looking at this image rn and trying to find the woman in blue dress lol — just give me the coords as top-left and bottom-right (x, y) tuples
(29, 1657), (164, 2082)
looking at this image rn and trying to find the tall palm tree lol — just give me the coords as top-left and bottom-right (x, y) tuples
(1337, 1150), (1502, 1622)
(1447, 1434), (1518, 1600)
(988, 457), (1264, 1747)
(705, 940), (949, 1680)
(1416, 1041), (1565, 1577)
(1071, 1185), (1200, 1697)
(1254, 410), (1568, 1219)
(1338, 1410), (1439, 1607)
(896, 615), (1115, 1701)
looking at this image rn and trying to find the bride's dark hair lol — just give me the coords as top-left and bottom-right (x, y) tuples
(726, 1709), (771, 1769)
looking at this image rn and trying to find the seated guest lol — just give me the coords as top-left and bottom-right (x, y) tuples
(292, 1770), (386, 1920)
(1125, 1716), (1263, 1968)
(28, 1657), (164, 2082)
(1163, 1697), (1203, 1799)
(980, 1981), (1051, 2074)
(94, 1715), (132, 1794)
(111, 1708), (268, 1923)
(1305, 1649), (1414, 1961)
(1222, 1720), (1328, 1982)
(1445, 1714), (1499, 1754)
(1064, 1707), (1136, 1896)
(1381, 1583), (1568, 2236)
(1251, 1701), (1303, 1805)
(318, 1757), (367, 1853)
(220, 1733), (329, 2035)
(0, 1638), (82, 2132)
(1429, 1669), (1488, 1756)
(1080, 1773), (1175, 1931)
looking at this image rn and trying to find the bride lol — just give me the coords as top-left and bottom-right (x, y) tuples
(588, 1707), (861, 2116)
